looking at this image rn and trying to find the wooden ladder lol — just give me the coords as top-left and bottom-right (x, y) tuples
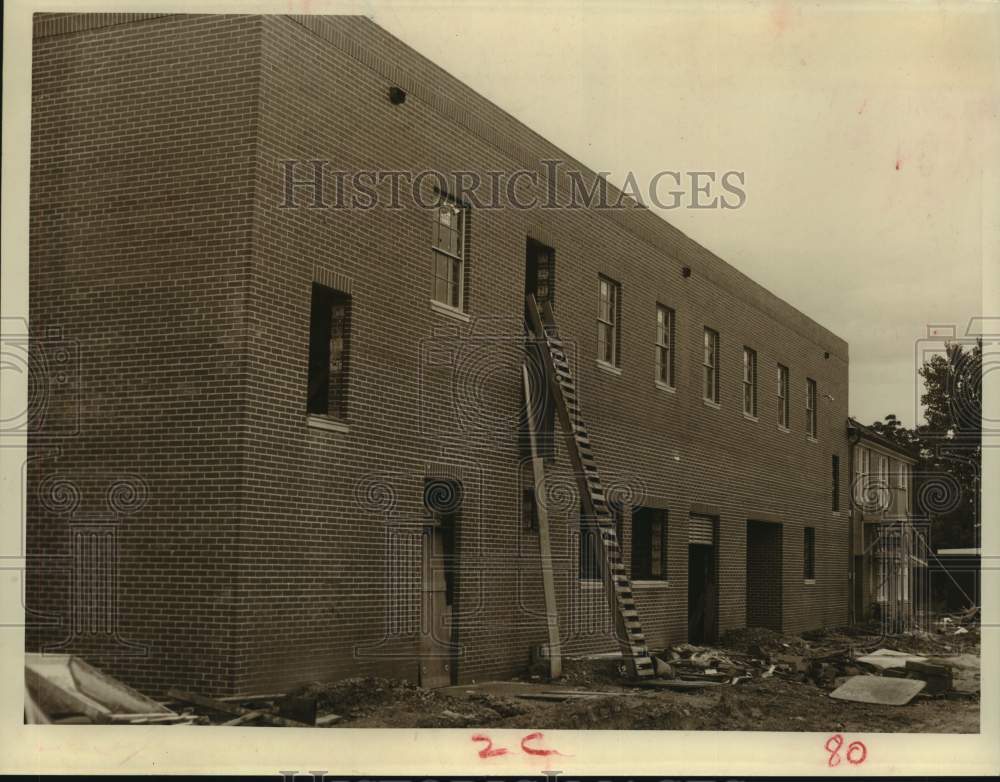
(525, 294), (655, 680)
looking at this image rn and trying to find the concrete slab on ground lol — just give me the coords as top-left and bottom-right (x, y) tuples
(829, 675), (926, 706)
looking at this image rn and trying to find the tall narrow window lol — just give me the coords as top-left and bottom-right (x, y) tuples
(777, 364), (790, 428)
(832, 455), (840, 512)
(806, 378), (818, 437)
(631, 507), (668, 581)
(804, 527), (816, 580)
(597, 276), (621, 367)
(655, 305), (675, 387)
(307, 283), (350, 419)
(742, 347), (758, 416)
(579, 502), (602, 581)
(703, 328), (720, 403)
(431, 198), (466, 311)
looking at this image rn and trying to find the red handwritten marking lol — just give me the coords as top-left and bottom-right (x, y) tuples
(471, 734), (508, 758)
(520, 731), (562, 756)
(826, 734), (867, 766)
(825, 734), (844, 767)
(895, 158), (902, 170)
(847, 739), (868, 765)
(858, 98), (867, 115)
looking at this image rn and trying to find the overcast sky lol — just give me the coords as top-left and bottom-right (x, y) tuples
(362, 0), (992, 428)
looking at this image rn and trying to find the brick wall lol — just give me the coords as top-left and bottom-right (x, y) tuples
(26, 13), (262, 694)
(746, 521), (783, 630)
(27, 13), (851, 696)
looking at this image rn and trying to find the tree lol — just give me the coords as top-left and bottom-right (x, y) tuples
(869, 340), (981, 550)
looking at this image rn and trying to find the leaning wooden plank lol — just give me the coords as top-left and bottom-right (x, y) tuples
(521, 361), (562, 679)
(166, 689), (313, 727)
(221, 709), (266, 726)
(217, 693), (285, 703)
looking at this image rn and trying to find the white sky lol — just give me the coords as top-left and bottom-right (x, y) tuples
(364, 0), (994, 428)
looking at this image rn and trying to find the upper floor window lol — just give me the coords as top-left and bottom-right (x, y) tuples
(307, 283), (351, 420)
(742, 347), (758, 417)
(431, 199), (466, 311)
(597, 276), (621, 367)
(703, 327), (720, 403)
(777, 364), (790, 428)
(655, 305), (675, 387)
(806, 378), (818, 437)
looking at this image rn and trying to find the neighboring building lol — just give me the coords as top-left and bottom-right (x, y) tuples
(846, 418), (926, 630)
(27, 13), (850, 696)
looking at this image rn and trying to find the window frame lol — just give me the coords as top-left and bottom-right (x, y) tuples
(306, 282), (351, 422)
(803, 526), (816, 581)
(742, 346), (758, 417)
(806, 377), (818, 438)
(703, 327), (720, 404)
(655, 304), (676, 388)
(597, 275), (621, 368)
(431, 197), (467, 312)
(777, 364), (790, 428)
(832, 454), (840, 512)
(631, 507), (669, 582)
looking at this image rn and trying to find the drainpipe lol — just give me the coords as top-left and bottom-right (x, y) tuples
(847, 422), (862, 625)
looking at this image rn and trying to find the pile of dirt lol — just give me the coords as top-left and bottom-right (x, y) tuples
(718, 626), (811, 657)
(556, 657), (628, 689)
(496, 693), (708, 731)
(285, 676), (510, 728)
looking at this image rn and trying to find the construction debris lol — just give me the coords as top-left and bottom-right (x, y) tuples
(856, 648), (928, 671)
(166, 689), (319, 727)
(829, 675), (926, 706)
(24, 654), (193, 725)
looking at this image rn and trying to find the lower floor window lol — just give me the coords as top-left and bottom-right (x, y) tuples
(632, 507), (668, 580)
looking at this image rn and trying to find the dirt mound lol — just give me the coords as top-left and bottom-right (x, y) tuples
(496, 693), (708, 730)
(285, 676), (505, 727)
(557, 657), (627, 689)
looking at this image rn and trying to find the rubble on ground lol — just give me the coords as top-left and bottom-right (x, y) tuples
(31, 615), (979, 731)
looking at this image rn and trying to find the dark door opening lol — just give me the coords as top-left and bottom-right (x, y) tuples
(687, 543), (716, 644)
(525, 239), (555, 314)
(746, 520), (783, 631)
(420, 479), (461, 688)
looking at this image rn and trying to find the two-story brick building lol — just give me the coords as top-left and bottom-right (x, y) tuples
(27, 13), (851, 696)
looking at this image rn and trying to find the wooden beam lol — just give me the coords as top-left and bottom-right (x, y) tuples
(165, 689), (314, 728)
(522, 361), (563, 680)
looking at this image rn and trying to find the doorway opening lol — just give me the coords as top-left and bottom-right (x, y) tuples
(687, 515), (718, 644)
(420, 478), (462, 688)
(746, 520), (783, 631)
(525, 238), (555, 314)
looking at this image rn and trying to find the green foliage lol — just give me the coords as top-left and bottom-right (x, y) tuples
(870, 340), (981, 550)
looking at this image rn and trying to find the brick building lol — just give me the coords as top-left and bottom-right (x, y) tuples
(27, 13), (850, 696)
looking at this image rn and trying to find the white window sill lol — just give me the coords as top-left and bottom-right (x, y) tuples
(743, 412), (759, 422)
(806, 435), (819, 444)
(702, 398), (721, 410)
(804, 579), (816, 585)
(307, 414), (350, 433)
(655, 380), (676, 394)
(832, 510), (841, 517)
(429, 298), (470, 323)
(777, 424), (791, 434)
(596, 360), (622, 376)
(633, 580), (670, 588)
(579, 579), (604, 589)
